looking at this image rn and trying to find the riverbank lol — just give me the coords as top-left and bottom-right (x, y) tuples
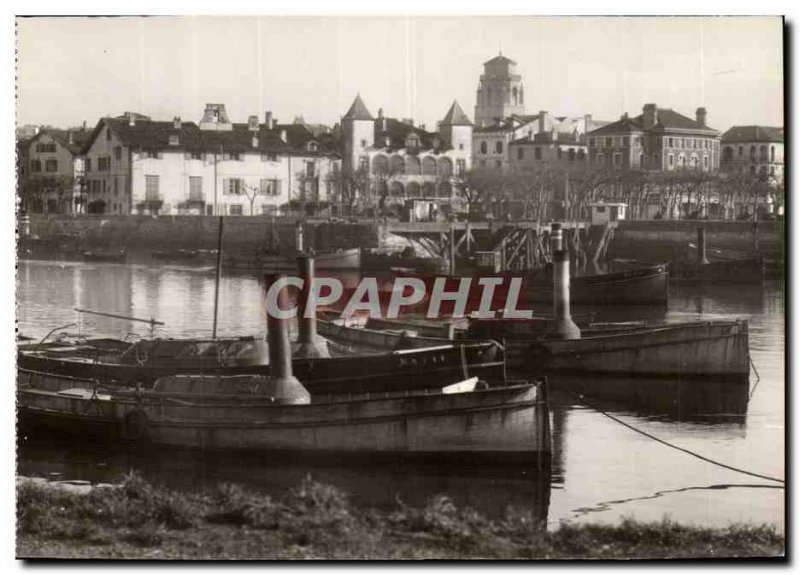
(16, 474), (784, 560)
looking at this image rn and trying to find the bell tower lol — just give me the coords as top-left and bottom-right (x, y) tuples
(474, 54), (525, 128)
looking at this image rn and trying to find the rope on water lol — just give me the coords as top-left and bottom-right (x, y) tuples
(749, 356), (762, 399)
(565, 390), (785, 485)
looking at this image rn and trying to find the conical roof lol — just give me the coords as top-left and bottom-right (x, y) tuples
(441, 100), (473, 126)
(343, 94), (374, 121)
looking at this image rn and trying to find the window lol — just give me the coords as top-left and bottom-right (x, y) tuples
(613, 153), (622, 168)
(35, 143), (56, 153)
(229, 204), (243, 216)
(557, 148), (563, 159)
(596, 154), (604, 166)
(114, 177), (119, 195)
(144, 150), (161, 159)
(459, 143), (464, 150)
(305, 161), (315, 178)
(703, 156), (709, 171)
(595, 206), (606, 213)
(495, 141), (503, 154)
(145, 175), (160, 200)
(738, 146), (743, 157)
(30, 159), (41, 173)
(668, 137), (673, 147)
(652, 154), (659, 168)
(85, 158), (91, 172)
(98, 157), (110, 171)
(517, 147), (524, 160)
(770, 166), (775, 176)
(45, 159), (57, 172)
(114, 146), (122, 160)
(259, 179), (280, 196)
(189, 177), (203, 201)
(456, 159), (466, 175)
(749, 146), (756, 161)
(229, 153), (242, 161)
(106, 128), (111, 141)
(677, 154), (685, 167)
(770, 146), (776, 162)
(306, 141), (319, 152)
(224, 178), (243, 195)
(668, 154), (674, 169)
(605, 137), (612, 148)
(534, 147), (541, 160)
(261, 153), (278, 162)
(480, 141), (487, 154)
(360, 139), (367, 148)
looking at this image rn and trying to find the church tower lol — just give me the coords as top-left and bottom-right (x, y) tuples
(474, 54), (525, 128)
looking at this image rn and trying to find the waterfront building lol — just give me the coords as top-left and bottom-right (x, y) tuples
(81, 104), (339, 216)
(720, 126), (784, 182)
(587, 104), (721, 172)
(24, 128), (91, 214)
(341, 95), (473, 211)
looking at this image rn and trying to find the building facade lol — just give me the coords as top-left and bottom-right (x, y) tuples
(474, 54), (525, 129)
(81, 105), (339, 216)
(587, 104), (721, 172)
(340, 95), (473, 210)
(720, 126), (784, 182)
(25, 128), (91, 214)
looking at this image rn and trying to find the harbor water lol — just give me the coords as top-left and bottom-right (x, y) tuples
(16, 259), (785, 531)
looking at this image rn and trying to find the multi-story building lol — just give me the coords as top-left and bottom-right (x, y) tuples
(720, 126), (784, 182)
(81, 104), (339, 216)
(25, 128), (91, 214)
(587, 104), (721, 172)
(341, 95), (473, 209)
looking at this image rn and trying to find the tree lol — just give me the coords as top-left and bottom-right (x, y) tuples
(457, 167), (512, 218)
(242, 183), (261, 216)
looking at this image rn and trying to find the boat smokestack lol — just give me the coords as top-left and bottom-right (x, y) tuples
(551, 249), (581, 340)
(550, 222), (563, 252)
(697, 227), (710, 265)
(266, 275), (311, 404)
(295, 254), (330, 359)
(295, 220), (304, 253)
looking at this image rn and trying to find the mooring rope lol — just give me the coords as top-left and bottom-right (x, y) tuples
(564, 390), (785, 485)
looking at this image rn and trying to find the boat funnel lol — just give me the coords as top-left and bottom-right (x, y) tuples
(266, 275), (311, 404)
(295, 220), (305, 253)
(295, 254), (330, 359)
(550, 222), (563, 252)
(550, 249), (581, 340)
(697, 227), (710, 265)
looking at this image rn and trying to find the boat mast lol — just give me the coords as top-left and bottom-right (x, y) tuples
(212, 215), (224, 339)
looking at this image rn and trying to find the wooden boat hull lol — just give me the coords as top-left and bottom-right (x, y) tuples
(18, 374), (550, 465)
(515, 320), (750, 382)
(670, 257), (765, 285)
(18, 340), (506, 395)
(223, 248), (361, 273)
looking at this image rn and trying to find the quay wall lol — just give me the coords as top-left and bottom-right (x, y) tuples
(19, 215), (385, 255)
(609, 220), (784, 264)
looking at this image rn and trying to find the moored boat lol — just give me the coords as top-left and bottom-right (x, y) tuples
(17, 370), (551, 466)
(223, 248), (361, 273)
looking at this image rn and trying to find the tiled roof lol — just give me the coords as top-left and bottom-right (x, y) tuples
(374, 118), (440, 151)
(587, 117), (645, 136)
(441, 101), (473, 126)
(510, 132), (586, 145)
(86, 117), (338, 156)
(30, 128), (92, 155)
(343, 95), (374, 121)
(721, 126), (784, 143)
(641, 108), (717, 132)
(484, 54), (516, 66)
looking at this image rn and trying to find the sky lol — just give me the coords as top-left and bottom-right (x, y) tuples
(16, 15), (784, 133)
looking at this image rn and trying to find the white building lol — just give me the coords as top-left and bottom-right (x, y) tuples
(82, 105), (339, 216)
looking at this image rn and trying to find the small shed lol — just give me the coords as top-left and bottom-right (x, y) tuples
(403, 198), (440, 223)
(589, 202), (627, 226)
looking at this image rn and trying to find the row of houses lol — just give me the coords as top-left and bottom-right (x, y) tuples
(17, 52), (784, 217)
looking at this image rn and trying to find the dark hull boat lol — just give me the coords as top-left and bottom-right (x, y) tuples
(17, 336), (506, 396)
(670, 257), (765, 285)
(18, 370), (551, 467)
(82, 250), (128, 263)
(223, 248), (361, 273)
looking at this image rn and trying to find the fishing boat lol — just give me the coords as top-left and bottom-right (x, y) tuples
(469, 318), (751, 382)
(17, 369), (551, 466)
(82, 250), (128, 263)
(17, 336), (507, 396)
(223, 248), (361, 273)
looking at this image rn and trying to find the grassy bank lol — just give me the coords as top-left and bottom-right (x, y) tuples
(17, 474), (783, 560)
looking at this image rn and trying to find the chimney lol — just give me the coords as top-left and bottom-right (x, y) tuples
(252, 136), (259, 148)
(538, 111), (549, 134)
(265, 111), (273, 128)
(68, 131), (74, 145)
(696, 107), (707, 126)
(583, 114), (592, 132)
(248, 115), (259, 131)
(643, 104), (658, 129)
(280, 129), (287, 143)
(173, 116), (181, 130)
(621, 112), (629, 121)
(82, 120), (87, 131)
(127, 112), (136, 127)
(272, 118), (279, 129)
(378, 107), (384, 120)
(419, 124), (426, 131)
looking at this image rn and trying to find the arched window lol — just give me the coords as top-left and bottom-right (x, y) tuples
(480, 141), (488, 154)
(407, 182), (421, 198)
(759, 145), (767, 161)
(770, 145), (776, 162)
(738, 146), (743, 157)
(495, 141), (503, 154)
(422, 156), (437, 176)
(512, 87), (518, 105)
(437, 180), (452, 198)
(390, 155), (405, 175)
(749, 145), (756, 161)
(389, 181), (405, 197)
(437, 157), (453, 178)
(422, 182), (436, 197)
(405, 155), (421, 175)
(371, 154), (389, 176)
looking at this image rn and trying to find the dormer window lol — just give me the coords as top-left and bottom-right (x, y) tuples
(405, 133), (420, 150)
(306, 141), (319, 152)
